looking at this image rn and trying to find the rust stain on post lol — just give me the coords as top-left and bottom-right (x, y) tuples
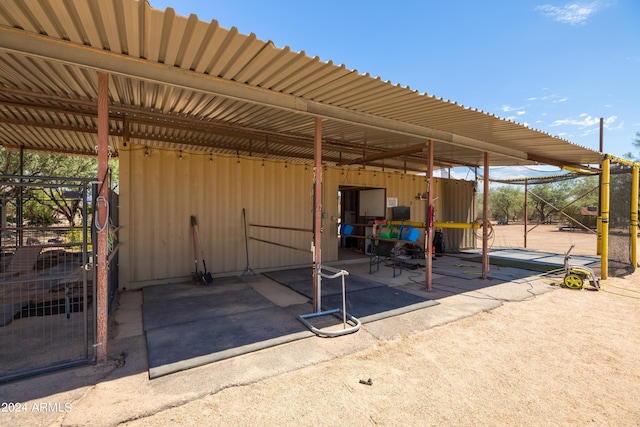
(96, 72), (109, 364)
(312, 117), (322, 311)
(482, 152), (490, 279)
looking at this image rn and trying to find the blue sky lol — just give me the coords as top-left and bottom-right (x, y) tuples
(148, 1), (639, 165)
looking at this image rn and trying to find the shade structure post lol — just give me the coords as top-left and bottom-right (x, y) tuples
(312, 117), (323, 312)
(96, 72), (109, 364)
(631, 165), (639, 269)
(524, 180), (528, 248)
(482, 152), (490, 279)
(600, 157), (610, 279)
(425, 141), (434, 290)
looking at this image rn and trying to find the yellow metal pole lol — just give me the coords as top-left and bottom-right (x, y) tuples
(631, 165), (638, 269)
(388, 221), (482, 229)
(596, 216), (602, 255)
(601, 157), (610, 279)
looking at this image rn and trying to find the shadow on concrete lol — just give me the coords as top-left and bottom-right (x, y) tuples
(143, 279), (312, 379)
(144, 272), (438, 378)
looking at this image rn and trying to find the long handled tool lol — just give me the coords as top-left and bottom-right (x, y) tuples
(241, 208), (256, 276)
(192, 215), (214, 284)
(190, 217), (204, 283)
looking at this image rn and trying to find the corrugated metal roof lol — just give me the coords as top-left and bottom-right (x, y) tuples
(0, 0), (604, 171)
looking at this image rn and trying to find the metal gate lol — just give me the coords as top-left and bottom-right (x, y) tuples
(0, 177), (94, 382)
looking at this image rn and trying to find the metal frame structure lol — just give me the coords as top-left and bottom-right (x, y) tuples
(298, 265), (361, 338)
(0, 177), (94, 382)
(0, 0), (611, 363)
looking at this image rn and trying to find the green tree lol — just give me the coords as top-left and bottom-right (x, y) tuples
(0, 147), (119, 227)
(527, 177), (600, 226)
(622, 131), (640, 160)
(527, 182), (568, 223)
(38, 153), (98, 227)
(489, 186), (524, 224)
(558, 176), (599, 228)
(24, 196), (57, 226)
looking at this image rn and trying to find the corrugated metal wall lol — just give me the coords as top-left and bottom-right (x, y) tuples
(119, 143), (476, 288)
(438, 179), (477, 250)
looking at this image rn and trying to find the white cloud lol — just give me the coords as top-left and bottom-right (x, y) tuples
(529, 93), (564, 103)
(611, 119), (624, 130)
(535, 2), (603, 25)
(550, 114), (618, 128)
(604, 116), (619, 126)
(501, 105), (526, 114)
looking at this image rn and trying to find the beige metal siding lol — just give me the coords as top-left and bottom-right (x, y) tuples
(120, 144), (317, 288)
(120, 145), (476, 288)
(436, 178), (477, 250)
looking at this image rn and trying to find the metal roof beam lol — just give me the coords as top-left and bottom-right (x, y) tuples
(0, 90), (453, 165)
(527, 152), (603, 171)
(337, 142), (426, 166)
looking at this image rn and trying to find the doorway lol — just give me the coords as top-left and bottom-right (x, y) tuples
(338, 186), (386, 258)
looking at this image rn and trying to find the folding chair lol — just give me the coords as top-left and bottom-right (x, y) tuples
(369, 239), (407, 277)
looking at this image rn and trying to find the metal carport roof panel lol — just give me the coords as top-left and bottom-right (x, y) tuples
(0, 0), (604, 171)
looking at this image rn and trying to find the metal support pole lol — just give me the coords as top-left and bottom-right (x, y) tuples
(96, 72), (109, 364)
(426, 140), (434, 291)
(482, 152), (490, 279)
(601, 157), (610, 280)
(524, 180), (528, 248)
(597, 118), (604, 255)
(17, 146), (24, 246)
(312, 117), (323, 312)
(599, 117), (604, 153)
(631, 165), (638, 269)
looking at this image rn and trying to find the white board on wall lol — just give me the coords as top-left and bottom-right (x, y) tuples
(359, 188), (385, 217)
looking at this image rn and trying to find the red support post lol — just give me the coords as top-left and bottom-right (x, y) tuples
(524, 180), (528, 248)
(312, 117), (323, 312)
(96, 72), (109, 364)
(426, 140), (434, 291)
(482, 152), (490, 279)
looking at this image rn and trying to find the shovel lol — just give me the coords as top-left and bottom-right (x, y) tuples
(241, 208), (256, 276)
(190, 217), (204, 283)
(192, 215), (214, 284)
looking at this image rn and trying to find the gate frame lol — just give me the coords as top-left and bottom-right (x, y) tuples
(0, 175), (96, 382)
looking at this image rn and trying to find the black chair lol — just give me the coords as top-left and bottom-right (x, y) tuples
(369, 239), (408, 277)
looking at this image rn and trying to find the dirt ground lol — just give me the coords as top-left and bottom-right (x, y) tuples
(487, 223), (597, 255)
(118, 224), (640, 426)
